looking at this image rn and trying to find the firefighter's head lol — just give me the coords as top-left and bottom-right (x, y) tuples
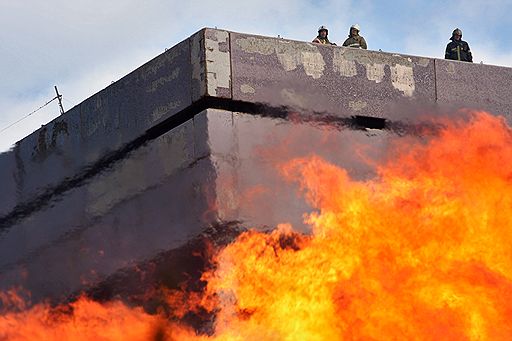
(452, 28), (462, 41)
(318, 26), (328, 38)
(350, 24), (360, 37)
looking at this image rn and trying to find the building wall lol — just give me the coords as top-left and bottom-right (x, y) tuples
(0, 28), (511, 302)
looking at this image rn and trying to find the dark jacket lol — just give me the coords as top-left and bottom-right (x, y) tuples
(342, 35), (367, 49)
(445, 38), (473, 62)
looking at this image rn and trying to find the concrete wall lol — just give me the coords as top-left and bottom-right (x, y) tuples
(0, 28), (232, 220)
(0, 112), (216, 301)
(0, 28), (511, 302)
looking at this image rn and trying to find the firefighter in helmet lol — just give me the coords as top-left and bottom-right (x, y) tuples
(342, 24), (367, 49)
(313, 26), (336, 45)
(445, 28), (473, 62)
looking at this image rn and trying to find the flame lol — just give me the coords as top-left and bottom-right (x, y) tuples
(0, 293), (199, 341)
(195, 111), (512, 340)
(2, 111), (512, 340)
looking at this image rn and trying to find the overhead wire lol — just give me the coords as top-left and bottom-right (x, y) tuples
(0, 95), (59, 134)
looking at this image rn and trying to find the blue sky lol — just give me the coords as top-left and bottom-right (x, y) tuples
(0, 0), (511, 151)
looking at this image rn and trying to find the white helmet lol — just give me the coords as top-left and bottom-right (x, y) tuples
(351, 24), (361, 32)
(318, 25), (328, 33)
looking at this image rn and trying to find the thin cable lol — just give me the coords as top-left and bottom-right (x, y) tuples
(0, 96), (58, 134)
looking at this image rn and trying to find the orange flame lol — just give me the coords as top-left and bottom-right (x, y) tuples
(0, 293), (200, 340)
(2, 111), (512, 340)
(196, 111), (512, 340)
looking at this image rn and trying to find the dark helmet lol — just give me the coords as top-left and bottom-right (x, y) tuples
(452, 28), (463, 38)
(318, 25), (328, 34)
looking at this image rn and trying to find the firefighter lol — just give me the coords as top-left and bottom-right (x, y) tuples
(312, 26), (336, 45)
(342, 24), (367, 49)
(445, 28), (473, 62)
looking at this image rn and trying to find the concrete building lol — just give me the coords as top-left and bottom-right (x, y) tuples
(0, 28), (511, 303)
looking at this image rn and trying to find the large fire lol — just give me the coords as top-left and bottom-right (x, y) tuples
(2, 111), (512, 340)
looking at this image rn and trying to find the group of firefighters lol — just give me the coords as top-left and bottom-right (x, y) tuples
(312, 25), (473, 62)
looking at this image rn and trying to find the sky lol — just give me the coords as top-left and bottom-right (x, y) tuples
(0, 0), (511, 152)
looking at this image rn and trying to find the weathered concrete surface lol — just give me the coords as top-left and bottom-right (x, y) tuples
(435, 59), (512, 116)
(1, 28), (512, 303)
(1, 39), (192, 218)
(0, 28), (233, 219)
(231, 33), (437, 118)
(0, 111), (219, 301)
(0, 152), (17, 217)
(191, 29), (232, 100)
